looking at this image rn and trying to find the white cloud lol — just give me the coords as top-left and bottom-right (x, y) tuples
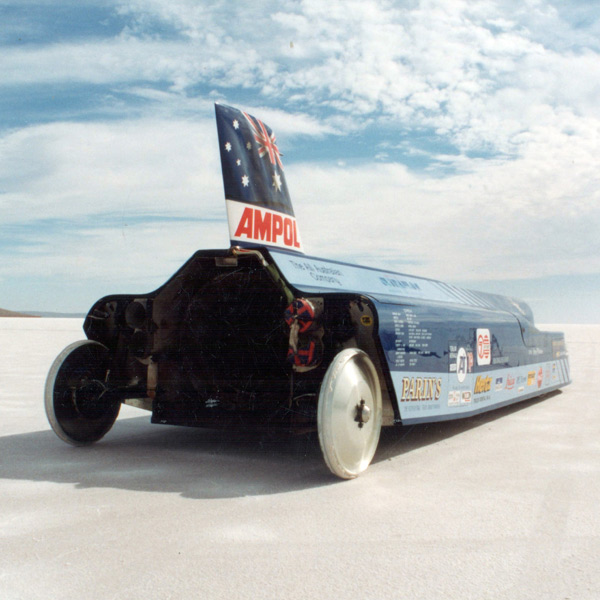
(0, 220), (228, 284)
(0, 119), (223, 223)
(289, 113), (600, 282)
(0, 38), (250, 89)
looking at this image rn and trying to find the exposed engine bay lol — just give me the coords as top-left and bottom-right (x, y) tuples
(83, 249), (388, 430)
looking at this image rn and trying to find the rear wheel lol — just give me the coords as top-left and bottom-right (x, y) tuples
(317, 349), (382, 479)
(45, 340), (120, 445)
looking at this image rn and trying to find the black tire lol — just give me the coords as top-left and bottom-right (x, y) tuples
(45, 340), (120, 445)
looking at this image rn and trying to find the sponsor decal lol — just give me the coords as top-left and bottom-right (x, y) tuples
(474, 375), (492, 394)
(537, 367), (543, 388)
(287, 259), (344, 286)
(400, 377), (442, 402)
(227, 201), (302, 251)
(467, 352), (474, 372)
(505, 374), (515, 390)
(456, 347), (468, 383)
(527, 371), (535, 386)
(379, 277), (421, 291)
(552, 363), (557, 381)
(448, 391), (461, 407)
(461, 391), (472, 405)
(552, 339), (566, 358)
(476, 328), (491, 366)
(495, 377), (503, 392)
(518, 386), (525, 393)
(517, 374), (527, 385)
(360, 315), (373, 327)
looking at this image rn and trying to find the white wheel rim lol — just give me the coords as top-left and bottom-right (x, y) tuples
(45, 340), (117, 446)
(317, 349), (382, 479)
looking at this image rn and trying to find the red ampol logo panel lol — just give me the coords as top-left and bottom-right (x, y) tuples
(226, 200), (303, 252)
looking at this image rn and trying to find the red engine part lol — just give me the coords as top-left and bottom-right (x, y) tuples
(284, 298), (316, 333)
(287, 339), (323, 367)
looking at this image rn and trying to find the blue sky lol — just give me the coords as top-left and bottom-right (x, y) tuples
(1, 0), (599, 322)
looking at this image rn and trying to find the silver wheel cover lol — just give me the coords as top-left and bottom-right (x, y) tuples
(317, 349), (382, 479)
(45, 339), (118, 446)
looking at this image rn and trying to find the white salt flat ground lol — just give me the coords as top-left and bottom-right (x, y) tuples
(0, 318), (599, 599)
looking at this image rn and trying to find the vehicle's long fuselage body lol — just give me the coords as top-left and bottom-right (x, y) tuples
(82, 247), (570, 429)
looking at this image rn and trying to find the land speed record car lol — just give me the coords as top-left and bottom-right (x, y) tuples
(45, 104), (571, 479)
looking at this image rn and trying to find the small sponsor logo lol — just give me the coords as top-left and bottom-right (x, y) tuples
(456, 347), (467, 383)
(518, 386), (525, 393)
(537, 367), (543, 388)
(448, 391), (461, 407)
(467, 352), (474, 372)
(476, 328), (491, 366)
(379, 277), (421, 291)
(505, 374), (515, 390)
(527, 371), (536, 386)
(474, 375), (492, 394)
(461, 391), (472, 405)
(495, 377), (503, 392)
(400, 377), (442, 402)
(552, 363), (557, 380)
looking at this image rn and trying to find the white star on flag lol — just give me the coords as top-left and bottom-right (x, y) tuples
(225, 142), (232, 152)
(241, 174), (249, 187)
(272, 173), (282, 191)
(233, 119), (239, 129)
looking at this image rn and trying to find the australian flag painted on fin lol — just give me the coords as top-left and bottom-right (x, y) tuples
(215, 103), (303, 253)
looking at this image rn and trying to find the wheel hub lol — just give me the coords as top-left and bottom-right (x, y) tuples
(354, 399), (371, 428)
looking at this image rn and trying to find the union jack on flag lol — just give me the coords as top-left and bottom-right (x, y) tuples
(243, 111), (284, 171)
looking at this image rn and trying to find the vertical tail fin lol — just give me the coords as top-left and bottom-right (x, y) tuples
(215, 103), (304, 253)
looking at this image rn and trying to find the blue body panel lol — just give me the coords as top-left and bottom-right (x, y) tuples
(372, 299), (569, 424)
(268, 248), (571, 425)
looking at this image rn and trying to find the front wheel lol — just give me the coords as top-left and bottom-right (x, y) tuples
(317, 349), (382, 479)
(45, 340), (120, 445)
